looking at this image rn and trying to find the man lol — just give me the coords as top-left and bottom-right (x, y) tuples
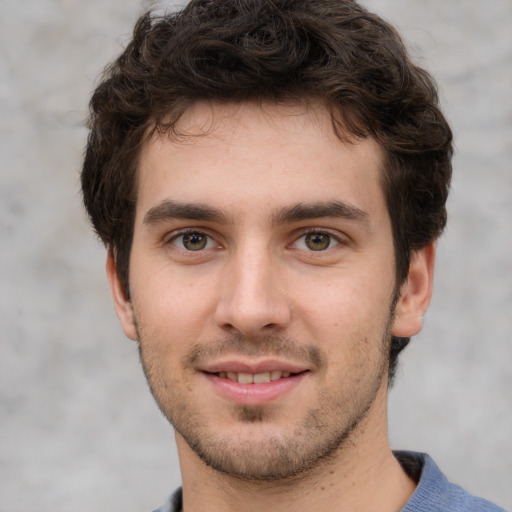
(81, 1), (506, 511)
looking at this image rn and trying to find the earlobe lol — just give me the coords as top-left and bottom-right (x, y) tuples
(106, 251), (138, 341)
(392, 243), (436, 338)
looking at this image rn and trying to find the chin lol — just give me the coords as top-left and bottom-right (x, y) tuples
(173, 402), (368, 481)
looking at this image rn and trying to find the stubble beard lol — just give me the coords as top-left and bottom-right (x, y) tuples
(137, 322), (392, 482)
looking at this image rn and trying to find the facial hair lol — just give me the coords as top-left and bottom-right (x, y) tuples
(136, 321), (392, 482)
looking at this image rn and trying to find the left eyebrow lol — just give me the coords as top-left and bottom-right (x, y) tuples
(272, 201), (370, 227)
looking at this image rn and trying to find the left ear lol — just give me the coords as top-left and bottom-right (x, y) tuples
(392, 243), (436, 337)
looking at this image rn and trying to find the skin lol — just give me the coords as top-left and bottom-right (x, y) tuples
(108, 101), (435, 512)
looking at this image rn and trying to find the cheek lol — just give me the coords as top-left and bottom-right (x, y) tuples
(131, 264), (219, 347)
(290, 272), (394, 381)
(293, 269), (393, 331)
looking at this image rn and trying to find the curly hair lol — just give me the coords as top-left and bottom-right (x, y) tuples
(81, 0), (453, 382)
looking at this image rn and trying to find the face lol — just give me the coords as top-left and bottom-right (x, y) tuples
(109, 101), (432, 480)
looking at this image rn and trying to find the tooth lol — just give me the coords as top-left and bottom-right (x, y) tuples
(237, 372), (254, 384)
(270, 371), (283, 381)
(218, 371), (226, 379)
(227, 372), (238, 382)
(253, 372), (271, 383)
(282, 372), (290, 378)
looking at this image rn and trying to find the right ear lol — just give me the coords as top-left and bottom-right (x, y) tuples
(106, 251), (138, 341)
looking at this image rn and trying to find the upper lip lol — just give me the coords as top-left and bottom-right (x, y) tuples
(198, 358), (310, 375)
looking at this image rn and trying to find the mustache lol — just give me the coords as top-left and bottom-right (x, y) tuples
(182, 335), (327, 370)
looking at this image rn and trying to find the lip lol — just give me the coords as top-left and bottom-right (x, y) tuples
(198, 358), (309, 375)
(203, 371), (307, 406)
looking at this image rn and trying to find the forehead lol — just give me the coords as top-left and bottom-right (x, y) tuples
(136, 101), (387, 222)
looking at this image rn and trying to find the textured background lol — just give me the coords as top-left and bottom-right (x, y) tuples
(1, 0), (511, 510)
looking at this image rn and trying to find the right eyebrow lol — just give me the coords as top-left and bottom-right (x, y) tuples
(143, 200), (230, 226)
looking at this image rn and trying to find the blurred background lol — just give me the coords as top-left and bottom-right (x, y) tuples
(1, 0), (510, 510)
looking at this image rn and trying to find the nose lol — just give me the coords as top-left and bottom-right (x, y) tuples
(214, 243), (291, 337)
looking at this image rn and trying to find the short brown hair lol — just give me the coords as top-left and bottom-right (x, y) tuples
(81, 0), (453, 382)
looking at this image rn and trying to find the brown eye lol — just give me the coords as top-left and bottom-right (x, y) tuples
(304, 233), (332, 251)
(180, 232), (209, 251)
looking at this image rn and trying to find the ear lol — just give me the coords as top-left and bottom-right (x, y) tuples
(106, 251), (138, 341)
(392, 243), (436, 337)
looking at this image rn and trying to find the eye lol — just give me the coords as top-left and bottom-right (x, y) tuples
(171, 231), (215, 251)
(294, 232), (340, 251)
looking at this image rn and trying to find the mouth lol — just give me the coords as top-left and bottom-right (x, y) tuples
(201, 367), (309, 406)
(209, 370), (300, 384)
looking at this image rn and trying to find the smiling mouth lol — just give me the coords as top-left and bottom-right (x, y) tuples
(210, 370), (303, 384)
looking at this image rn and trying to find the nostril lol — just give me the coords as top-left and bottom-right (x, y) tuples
(214, 290), (292, 336)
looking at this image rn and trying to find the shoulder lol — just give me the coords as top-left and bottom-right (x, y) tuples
(396, 451), (507, 512)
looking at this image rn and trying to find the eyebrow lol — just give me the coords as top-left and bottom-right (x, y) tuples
(143, 200), (230, 225)
(143, 199), (370, 228)
(272, 201), (370, 227)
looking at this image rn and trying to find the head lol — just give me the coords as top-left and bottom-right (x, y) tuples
(82, 0), (452, 387)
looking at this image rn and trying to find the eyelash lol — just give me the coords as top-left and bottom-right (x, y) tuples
(291, 229), (343, 252)
(167, 229), (219, 252)
(166, 228), (345, 254)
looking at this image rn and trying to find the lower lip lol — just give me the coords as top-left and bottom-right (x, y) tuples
(203, 373), (307, 406)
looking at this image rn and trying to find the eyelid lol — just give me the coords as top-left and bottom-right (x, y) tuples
(166, 228), (220, 251)
(290, 228), (347, 249)
(162, 226), (348, 254)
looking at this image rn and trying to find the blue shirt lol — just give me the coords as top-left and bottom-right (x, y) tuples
(152, 452), (507, 511)
(398, 452), (506, 511)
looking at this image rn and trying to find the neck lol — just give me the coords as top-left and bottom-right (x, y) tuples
(176, 388), (416, 512)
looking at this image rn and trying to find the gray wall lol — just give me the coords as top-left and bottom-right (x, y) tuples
(1, 1), (510, 510)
